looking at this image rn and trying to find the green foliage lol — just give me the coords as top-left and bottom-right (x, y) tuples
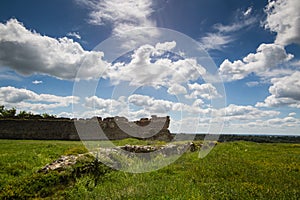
(42, 113), (56, 119)
(17, 110), (34, 119)
(0, 105), (57, 120)
(0, 106), (16, 118)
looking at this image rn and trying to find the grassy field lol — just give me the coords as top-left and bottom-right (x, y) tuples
(0, 139), (299, 199)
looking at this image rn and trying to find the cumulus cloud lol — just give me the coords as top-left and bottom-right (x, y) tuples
(222, 115), (300, 134)
(127, 94), (213, 116)
(167, 83), (187, 95)
(224, 104), (279, 119)
(128, 94), (173, 114)
(154, 41), (177, 56)
(0, 19), (108, 80)
(0, 19), (206, 90)
(82, 94), (199, 121)
(85, 96), (125, 114)
(264, 0), (300, 46)
(219, 43), (294, 81)
(0, 86), (79, 112)
(267, 116), (298, 125)
(186, 83), (221, 100)
(83, 94), (201, 120)
(171, 103), (287, 134)
(256, 71), (300, 108)
(289, 112), (296, 117)
(107, 42), (206, 89)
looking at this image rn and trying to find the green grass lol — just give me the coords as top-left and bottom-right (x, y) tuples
(0, 140), (299, 199)
(0, 140), (83, 183)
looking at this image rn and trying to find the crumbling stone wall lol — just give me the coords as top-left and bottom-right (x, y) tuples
(0, 116), (173, 141)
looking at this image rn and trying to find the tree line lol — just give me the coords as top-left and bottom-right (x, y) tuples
(193, 133), (300, 143)
(0, 105), (56, 119)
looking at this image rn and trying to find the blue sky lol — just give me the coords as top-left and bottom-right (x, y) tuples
(0, 0), (300, 135)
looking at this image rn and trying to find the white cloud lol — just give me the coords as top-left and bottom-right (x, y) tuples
(213, 17), (256, 33)
(243, 7), (252, 17)
(256, 71), (300, 108)
(0, 19), (108, 80)
(264, 0), (300, 46)
(170, 117), (210, 133)
(57, 112), (75, 119)
(116, 94), (196, 116)
(186, 83), (221, 100)
(107, 42), (206, 88)
(67, 32), (81, 39)
(192, 99), (204, 107)
(128, 94), (173, 114)
(200, 15), (256, 50)
(222, 116), (300, 134)
(76, 0), (163, 50)
(267, 116), (298, 125)
(220, 104), (279, 121)
(167, 83), (187, 95)
(199, 33), (233, 50)
(219, 43), (294, 81)
(0, 86), (79, 112)
(76, 0), (155, 36)
(246, 81), (259, 87)
(82, 94), (189, 120)
(154, 41), (177, 56)
(171, 103), (290, 134)
(127, 94), (213, 116)
(32, 80), (43, 85)
(85, 96), (125, 114)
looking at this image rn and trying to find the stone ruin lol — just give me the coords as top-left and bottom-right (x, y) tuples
(95, 115), (172, 141)
(0, 115), (173, 141)
(38, 142), (198, 173)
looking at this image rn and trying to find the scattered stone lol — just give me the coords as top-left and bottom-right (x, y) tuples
(120, 145), (159, 153)
(38, 155), (82, 173)
(38, 142), (202, 172)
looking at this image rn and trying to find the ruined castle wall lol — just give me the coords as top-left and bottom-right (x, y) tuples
(0, 116), (173, 141)
(0, 119), (79, 140)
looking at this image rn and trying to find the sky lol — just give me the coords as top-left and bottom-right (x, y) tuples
(0, 0), (300, 135)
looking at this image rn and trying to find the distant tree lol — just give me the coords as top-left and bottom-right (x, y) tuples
(0, 105), (57, 120)
(0, 106), (16, 118)
(42, 113), (56, 119)
(17, 110), (34, 119)
(0, 105), (4, 113)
